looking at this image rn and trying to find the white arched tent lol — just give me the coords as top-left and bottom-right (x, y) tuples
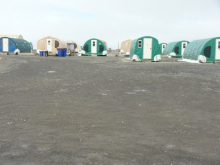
(37, 36), (67, 54)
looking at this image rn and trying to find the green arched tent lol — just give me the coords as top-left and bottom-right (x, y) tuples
(163, 40), (189, 57)
(0, 37), (32, 54)
(183, 37), (220, 62)
(81, 38), (108, 56)
(130, 36), (161, 61)
(159, 43), (167, 54)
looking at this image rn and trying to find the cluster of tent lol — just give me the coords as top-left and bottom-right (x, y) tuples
(37, 37), (108, 56)
(0, 35), (108, 56)
(123, 36), (220, 63)
(1, 34), (220, 63)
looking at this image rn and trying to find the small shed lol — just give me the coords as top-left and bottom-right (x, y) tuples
(81, 38), (108, 56)
(159, 43), (167, 54)
(37, 36), (67, 54)
(0, 35), (23, 39)
(183, 37), (220, 63)
(67, 40), (81, 53)
(0, 37), (31, 54)
(130, 36), (161, 61)
(163, 41), (189, 57)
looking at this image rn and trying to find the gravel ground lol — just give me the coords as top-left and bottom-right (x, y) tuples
(0, 54), (220, 165)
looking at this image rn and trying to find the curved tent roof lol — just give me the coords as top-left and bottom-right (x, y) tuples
(163, 40), (189, 56)
(184, 37), (220, 61)
(0, 35), (23, 39)
(0, 37), (31, 53)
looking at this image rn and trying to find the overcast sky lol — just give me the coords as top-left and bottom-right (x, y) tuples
(1, 0), (220, 49)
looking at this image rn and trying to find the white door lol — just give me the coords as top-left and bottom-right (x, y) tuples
(3, 38), (9, 52)
(143, 38), (152, 59)
(181, 42), (188, 55)
(47, 39), (52, 52)
(215, 39), (220, 60)
(91, 40), (97, 53)
(162, 44), (166, 53)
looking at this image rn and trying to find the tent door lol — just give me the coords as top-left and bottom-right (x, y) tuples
(91, 40), (97, 53)
(47, 39), (52, 52)
(162, 44), (166, 53)
(181, 42), (188, 55)
(3, 38), (9, 52)
(215, 39), (220, 60)
(143, 38), (152, 59)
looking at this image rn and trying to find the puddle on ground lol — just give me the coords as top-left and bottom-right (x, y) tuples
(47, 71), (56, 73)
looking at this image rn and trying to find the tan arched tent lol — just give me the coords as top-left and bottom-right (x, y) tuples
(125, 40), (132, 53)
(100, 39), (107, 47)
(37, 36), (67, 54)
(0, 35), (23, 39)
(67, 40), (81, 53)
(121, 39), (132, 53)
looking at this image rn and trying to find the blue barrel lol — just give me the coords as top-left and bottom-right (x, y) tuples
(63, 48), (67, 57)
(39, 51), (44, 57)
(57, 49), (63, 57)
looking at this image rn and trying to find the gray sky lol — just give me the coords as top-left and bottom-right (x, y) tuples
(1, 0), (220, 49)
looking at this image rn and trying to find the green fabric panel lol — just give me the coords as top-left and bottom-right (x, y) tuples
(129, 36), (160, 60)
(163, 41), (189, 56)
(184, 37), (220, 61)
(129, 39), (137, 59)
(82, 38), (107, 55)
(163, 42), (178, 55)
(0, 37), (31, 53)
(10, 38), (32, 53)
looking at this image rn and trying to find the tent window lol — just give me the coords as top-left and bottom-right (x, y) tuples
(93, 42), (95, 46)
(204, 46), (211, 58)
(163, 45), (165, 48)
(84, 44), (89, 52)
(99, 45), (104, 52)
(48, 41), (50, 45)
(174, 46), (179, 54)
(218, 41), (220, 49)
(55, 40), (59, 48)
(138, 40), (142, 48)
(183, 43), (186, 48)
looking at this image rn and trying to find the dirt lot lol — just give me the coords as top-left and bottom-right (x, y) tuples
(0, 54), (220, 165)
